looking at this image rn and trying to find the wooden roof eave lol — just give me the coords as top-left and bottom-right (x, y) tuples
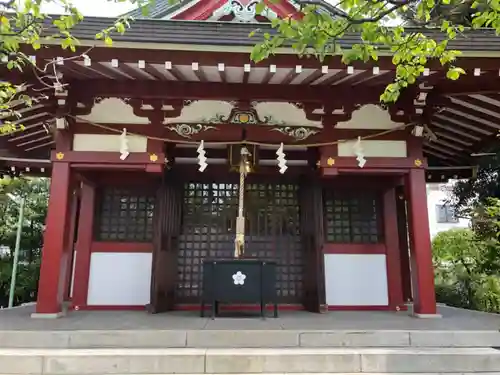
(31, 16), (500, 57)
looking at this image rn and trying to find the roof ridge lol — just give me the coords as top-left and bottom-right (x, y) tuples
(122, 0), (347, 20)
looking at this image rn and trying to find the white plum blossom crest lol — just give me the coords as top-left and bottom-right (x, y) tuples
(232, 271), (246, 285)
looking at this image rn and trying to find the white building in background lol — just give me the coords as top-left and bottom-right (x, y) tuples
(427, 182), (470, 238)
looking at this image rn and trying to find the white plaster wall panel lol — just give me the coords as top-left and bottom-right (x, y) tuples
(254, 102), (323, 128)
(72, 134), (147, 152)
(336, 104), (401, 129)
(87, 252), (152, 306)
(324, 254), (389, 306)
(164, 100), (233, 124)
(80, 98), (149, 124)
(337, 140), (407, 158)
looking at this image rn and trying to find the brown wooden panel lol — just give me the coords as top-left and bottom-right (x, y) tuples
(299, 175), (326, 312)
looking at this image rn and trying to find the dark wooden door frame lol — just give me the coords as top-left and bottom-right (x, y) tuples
(299, 173), (327, 313)
(170, 176), (306, 305)
(149, 173), (183, 313)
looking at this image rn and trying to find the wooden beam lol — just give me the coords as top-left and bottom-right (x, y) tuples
(319, 156), (428, 169)
(51, 150), (166, 164)
(27, 45), (500, 72)
(72, 80), (386, 103)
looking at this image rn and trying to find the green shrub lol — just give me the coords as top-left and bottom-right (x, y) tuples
(0, 256), (40, 308)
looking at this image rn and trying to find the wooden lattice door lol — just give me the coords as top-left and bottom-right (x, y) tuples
(176, 181), (304, 304)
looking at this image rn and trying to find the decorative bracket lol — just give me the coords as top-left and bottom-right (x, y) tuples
(166, 123), (218, 138)
(271, 126), (318, 141)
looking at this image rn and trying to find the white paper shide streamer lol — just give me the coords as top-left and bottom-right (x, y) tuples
(197, 140), (207, 172)
(119, 128), (129, 160)
(353, 136), (366, 168)
(276, 142), (288, 174)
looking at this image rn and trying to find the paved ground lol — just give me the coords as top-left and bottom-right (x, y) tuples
(1, 304), (500, 331)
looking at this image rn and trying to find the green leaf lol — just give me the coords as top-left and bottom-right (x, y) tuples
(255, 1), (266, 15)
(446, 67), (466, 80)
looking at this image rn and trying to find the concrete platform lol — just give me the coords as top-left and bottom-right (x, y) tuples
(1, 305), (500, 349)
(2, 304), (500, 331)
(2, 347), (500, 374)
(3, 328), (500, 348)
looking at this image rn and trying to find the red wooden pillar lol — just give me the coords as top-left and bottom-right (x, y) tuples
(396, 186), (412, 302)
(63, 186), (79, 301)
(383, 187), (404, 310)
(71, 182), (96, 309)
(406, 168), (438, 316)
(33, 162), (72, 317)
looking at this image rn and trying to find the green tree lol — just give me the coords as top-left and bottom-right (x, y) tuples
(470, 198), (500, 274)
(0, 177), (49, 262)
(0, 177), (49, 307)
(2, 0), (500, 122)
(453, 155), (500, 219)
(251, 0), (500, 102)
(399, 0), (487, 27)
(0, 0), (154, 134)
(432, 228), (486, 310)
(432, 207), (500, 313)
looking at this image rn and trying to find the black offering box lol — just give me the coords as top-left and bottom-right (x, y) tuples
(201, 259), (278, 318)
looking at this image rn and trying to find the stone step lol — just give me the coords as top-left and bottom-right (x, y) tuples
(1, 329), (500, 348)
(2, 347), (500, 374)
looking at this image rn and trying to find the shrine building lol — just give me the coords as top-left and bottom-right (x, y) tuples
(1, 0), (498, 318)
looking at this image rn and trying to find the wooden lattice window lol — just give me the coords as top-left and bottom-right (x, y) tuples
(324, 190), (382, 243)
(177, 182), (238, 300)
(176, 182), (303, 303)
(95, 187), (155, 242)
(245, 183), (303, 302)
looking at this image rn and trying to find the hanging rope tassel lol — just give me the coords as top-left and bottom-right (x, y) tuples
(234, 146), (249, 258)
(197, 140), (207, 172)
(353, 136), (366, 168)
(276, 142), (288, 174)
(119, 128), (129, 160)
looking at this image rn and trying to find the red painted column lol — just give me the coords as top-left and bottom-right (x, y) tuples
(396, 186), (412, 302)
(63, 187), (79, 301)
(34, 162), (72, 316)
(383, 187), (404, 310)
(71, 182), (96, 310)
(406, 168), (437, 315)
